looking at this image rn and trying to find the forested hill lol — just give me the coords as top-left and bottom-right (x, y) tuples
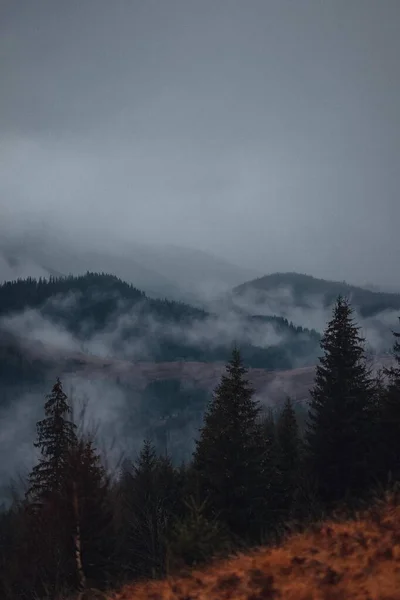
(0, 273), (321, 386)
(0, 272), (206, 328)
(233, 272), (400, 317)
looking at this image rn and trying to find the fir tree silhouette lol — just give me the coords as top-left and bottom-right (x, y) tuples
(306, 296), (374, 505)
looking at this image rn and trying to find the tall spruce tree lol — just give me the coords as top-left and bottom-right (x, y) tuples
(380, 318), (400, 482)
(25, 379), (114, 596)
(27, 377), (77, 507)
(24, 378), (78, 596)
(306, 296), (374, 505)
(192, 348), (273, 543)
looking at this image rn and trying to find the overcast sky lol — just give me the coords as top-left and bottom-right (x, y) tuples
(1, 0), (399, 285)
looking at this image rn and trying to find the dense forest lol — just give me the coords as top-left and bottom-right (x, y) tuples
(0, 273), (321, 394)
(0, 295), (399, 599)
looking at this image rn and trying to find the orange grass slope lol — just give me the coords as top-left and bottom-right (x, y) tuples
(109, 495), (400, 600)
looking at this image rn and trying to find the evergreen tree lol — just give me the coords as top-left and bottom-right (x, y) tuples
(379, 318), (400, 482)
(261, 407), (277, 452)
(276, 397), (301, 514)
(26, 377), (77, 507)
(117, 440), (182, 580)
(66, 436), (116, 592)
(24, 379), (114, 596)
(362, 367), (387, 485)
(259, 407), (287, 526)
(23, 378), (78, 596)
(165, 496), (231, 574)
(192, 348), (273, 543)
(306, 296), (374, 505)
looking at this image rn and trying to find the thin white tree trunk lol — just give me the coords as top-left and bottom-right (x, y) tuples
(72, 479), (87, 592)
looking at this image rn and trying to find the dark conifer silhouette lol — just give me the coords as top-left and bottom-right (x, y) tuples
(306, 296), (374, 505)
(22, 378), (78, 596)
(117, 440), (182, 580)
(26, 377), (77, 507)
(22, 379), (114, 597)
(165, 495), (231, 574)
(379, 319), (400, 482)
(67, 436), (116, 592)
(193, 348), (274, 542)
(276, 397), (301, 513)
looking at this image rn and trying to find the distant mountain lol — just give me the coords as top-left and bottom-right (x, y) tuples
(232, 272), (400, 319)
(0, 236), (260, 302)
(361, 282), (400, 294)
(128, 242), (261, 302)
(0, 272), (321, 392)
(0, 241), (184, 300)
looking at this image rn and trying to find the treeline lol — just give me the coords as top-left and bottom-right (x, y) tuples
(0, 272), (205, 327)
(0, 272), (319, 374)
(0, 296), (399, 599)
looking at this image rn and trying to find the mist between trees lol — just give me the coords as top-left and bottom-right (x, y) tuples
(0, 272), (395, 492)
(0, 295), (399, 599)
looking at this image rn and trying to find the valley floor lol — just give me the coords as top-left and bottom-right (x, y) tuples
(105, 494), (400, 600)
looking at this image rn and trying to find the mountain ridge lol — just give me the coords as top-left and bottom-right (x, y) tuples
(233, 271), (400, 310)
(0, 237), (261, 302)
(0, 272), (322, 396)
(231, 272), (400, 325)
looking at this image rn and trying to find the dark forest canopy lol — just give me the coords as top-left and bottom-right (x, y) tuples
(0, 273), (321, 381)
(0, 272), (206, 323)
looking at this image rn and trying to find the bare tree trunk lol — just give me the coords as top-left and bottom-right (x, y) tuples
(72, 480), (87, 592)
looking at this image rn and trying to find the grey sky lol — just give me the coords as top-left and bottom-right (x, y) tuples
(1, 0), (399, 286)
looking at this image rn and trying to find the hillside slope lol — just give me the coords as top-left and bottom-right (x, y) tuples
(0, 235), (260, 302)
(232, 272), (400, 318)
(107, 494), (400, 600)
(0, 273), (321, 383)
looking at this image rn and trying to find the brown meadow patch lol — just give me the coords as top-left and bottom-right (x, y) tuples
(105, 494), (400, 600)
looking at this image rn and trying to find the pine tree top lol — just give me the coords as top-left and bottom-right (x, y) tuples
(26, 378), (78, 504)
(193, 348), (266, 472)
(311, 296), (373, 400)
(202, 347), (259, 429)
(135, 439), (158, 475)
(305, 296), (374, 502)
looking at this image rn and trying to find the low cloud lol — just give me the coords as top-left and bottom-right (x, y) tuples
(0, 279), (397, 493)
(0, 288), (299, 363)
(230, 284), (398, 355)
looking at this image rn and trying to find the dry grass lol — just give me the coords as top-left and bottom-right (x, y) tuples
(106, 493), (400, 600)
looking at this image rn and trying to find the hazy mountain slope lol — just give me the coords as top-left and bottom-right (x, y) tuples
(130, 242), (262, 301)
(0, 235), (260, 302)
(0, 272), (395, 405)
(0, 273), (321, 389)
(232, 271), (400, 318)
(107, 494), (400, 600)
(0, 243), (183, 300)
